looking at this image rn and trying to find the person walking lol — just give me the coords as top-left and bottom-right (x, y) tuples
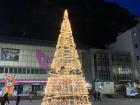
(3, 93), (9, 105)
(16, 96), (20, 105)
(93, 91), (97, 101)
(0, 96), (5, 105)
(97, 91), (101, 102)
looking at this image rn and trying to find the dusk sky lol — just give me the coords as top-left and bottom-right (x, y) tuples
(105, 0), (140, 16)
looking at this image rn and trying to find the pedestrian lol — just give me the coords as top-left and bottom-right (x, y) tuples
(3, 93), (9, 105)
(129, 89), (136, 101)
(0, 96), (5, 105)
(29, 93), (33, 102)
(97, 91), (101, 102)
(93, 91), (97, 101)
(16, 96), (20, 105)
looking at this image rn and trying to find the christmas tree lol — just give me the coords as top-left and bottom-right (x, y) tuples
(41, 9), (92, 105)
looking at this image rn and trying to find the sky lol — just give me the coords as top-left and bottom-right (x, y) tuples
(105, 0), (140, 16)
(0, 0), (137, 48)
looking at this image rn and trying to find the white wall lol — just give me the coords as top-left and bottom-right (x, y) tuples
(0, 42), (83, 68)
(109, 29), (133, 52)
(95, 82), (115, 94)
(109, 26), (140, 80)
(0, 43), (55, 68)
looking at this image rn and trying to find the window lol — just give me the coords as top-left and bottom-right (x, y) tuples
(134, 32), (137, 36)
(136, 56), (140, 60)
(112, 56), (114, 61)
(34, 69), (39, 74)
(13, 68), (17, 73)
(39, 69), (46, 74)
(18, 68), (22, 74)
(22, 68), (26, 74)
(137, 69), (140, 74)
(135, 44), (138, 48)
(31, 69), (35, 74)
(5, 68), (8, 73)
(9, 68), (13, 73)
(0, 68), (4, 73)
(27, 69), (31, 74)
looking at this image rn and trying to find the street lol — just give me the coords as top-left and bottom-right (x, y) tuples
(7, 98), (140, 105)
(94, 98), (140, 105)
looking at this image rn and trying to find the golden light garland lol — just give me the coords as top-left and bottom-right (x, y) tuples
(41, 9), (92, 105)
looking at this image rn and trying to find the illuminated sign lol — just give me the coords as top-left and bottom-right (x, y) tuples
(0, 80), (47, 83)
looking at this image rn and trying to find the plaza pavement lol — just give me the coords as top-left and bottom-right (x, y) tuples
(7, 98), (140, 105)
(94, 98), (140, 105)
(6, 100), (41, 105)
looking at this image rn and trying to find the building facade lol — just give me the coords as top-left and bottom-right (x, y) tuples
(89, 49), (133, 93)
(0, 37), (84, 94)
(109, 18), (140, 81)
(89, 49), (133, 81)
(0, 36), (135, 95)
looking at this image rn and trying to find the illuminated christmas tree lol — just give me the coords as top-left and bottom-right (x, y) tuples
(41, 9), (92, 105)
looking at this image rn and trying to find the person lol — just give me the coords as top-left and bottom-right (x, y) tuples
(129, 89), (136, 101)
(97, 91), (101, 102)
(93, 91), (97, 101)
(3, 93), (9, 105)
(29, 93), (33, 102)
(16, 96), (20, 105)
(0, 96), (5, 105)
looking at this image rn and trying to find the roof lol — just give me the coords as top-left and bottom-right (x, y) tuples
(0, 35), (91, 49)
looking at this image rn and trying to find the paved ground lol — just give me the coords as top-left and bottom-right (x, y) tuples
(94, 98), (140, 105)
(7, 98), (140, 105)
(6, 100), (41, 105)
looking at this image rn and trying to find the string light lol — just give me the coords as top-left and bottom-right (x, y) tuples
(41, 9), (92, 105)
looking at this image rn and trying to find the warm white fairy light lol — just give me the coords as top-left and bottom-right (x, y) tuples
(41, 9), (92, 105)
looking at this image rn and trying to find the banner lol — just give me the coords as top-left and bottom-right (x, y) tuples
(3, 74), (15, 95)
(1, 48), (20, 61)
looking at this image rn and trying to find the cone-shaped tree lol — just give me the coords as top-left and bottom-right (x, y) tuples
(41, 9), (92, 105)
(51, 10), (82, 74)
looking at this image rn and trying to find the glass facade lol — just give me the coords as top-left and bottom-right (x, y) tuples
(90, 49), (133, 82)
(94, 53), (111, 81)
(112, 54), (133, 81)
